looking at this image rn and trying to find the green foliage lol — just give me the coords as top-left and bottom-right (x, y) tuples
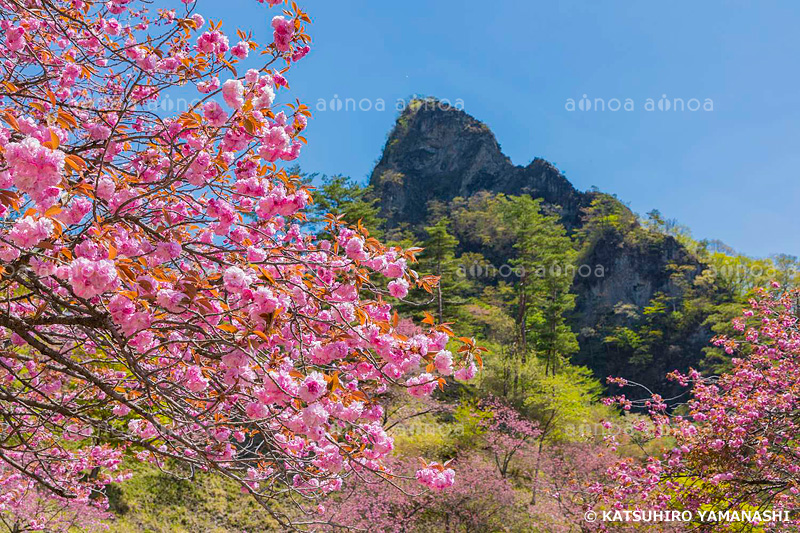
(479, 347), (611, 441)
(390, 412), (460, 459)
(452, 400), (492, 447)
(522, 361), (608, 442)
(603, 327), (643, 351)
(571, 193), (792, 388)
(448, 192), (516, 256)
(706, 251), (778, 297)
(308, 174), (385, 238)
(576, 193), (638, 251)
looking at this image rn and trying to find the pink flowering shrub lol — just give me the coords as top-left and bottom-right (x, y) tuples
(320, 394), (619, 532)
(320, 456), (523, 532)
(316, 401), (614, 532)
(0, 0), (482, 529)
(522, 442), (622, 533)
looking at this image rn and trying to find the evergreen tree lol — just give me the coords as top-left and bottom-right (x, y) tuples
(419, 218), (470, 323)
(500, 195), (578, 376)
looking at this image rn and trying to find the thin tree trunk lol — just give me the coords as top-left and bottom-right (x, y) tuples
(517, 273), (527, 363)
(531, 435), (546, 506)
(531, 409), (556, 505)
(436, 259), (443, 323)
(436, 284), (443, 325)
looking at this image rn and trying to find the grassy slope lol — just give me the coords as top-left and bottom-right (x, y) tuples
(105, 462), (282, 533)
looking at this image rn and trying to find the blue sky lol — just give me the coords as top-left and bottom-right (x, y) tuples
(191, 0), (800, 258)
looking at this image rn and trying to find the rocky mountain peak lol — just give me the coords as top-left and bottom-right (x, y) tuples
(369, 98), (588, 228)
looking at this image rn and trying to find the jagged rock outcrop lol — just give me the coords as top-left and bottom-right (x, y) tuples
(370, 100), (588, 229)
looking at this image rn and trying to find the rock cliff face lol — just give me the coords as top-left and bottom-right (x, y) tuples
(370, 100), (588, 229)
(369, 99), (714, 392)
(569, 229), (710, 393)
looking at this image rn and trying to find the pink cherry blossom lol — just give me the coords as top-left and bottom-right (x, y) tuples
(203, 100), (229, 127)
(223, 265), (251, 293)
(9, 216), (54, 248)
(4, 137), (65, 209)
(231, 41), (250, 58)
(434, 350), (454, 375)
(415, 464), (456, 491)
(67, 258), (119, 299)
(454, 361), (478, 381)
(258, 125), (291, 162)
(196, 30), (229, 56)
(298, 371), (327, 403)
(406, 373), (437, 397)
(388, 278), (409, 299)
(222, 79), (245, 110)
(185, 365), (209, 393)
(271, 16), (294, 52)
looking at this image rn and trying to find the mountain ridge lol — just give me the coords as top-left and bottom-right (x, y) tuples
(367, 97), (725, 394)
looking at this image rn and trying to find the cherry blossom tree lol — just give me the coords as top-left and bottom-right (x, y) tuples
(597, 286), (800, 531)
(0, 0), (480, 528)
(477, 396), (540, 478)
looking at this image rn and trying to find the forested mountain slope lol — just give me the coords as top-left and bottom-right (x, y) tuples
(356, 99), (786, 395)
